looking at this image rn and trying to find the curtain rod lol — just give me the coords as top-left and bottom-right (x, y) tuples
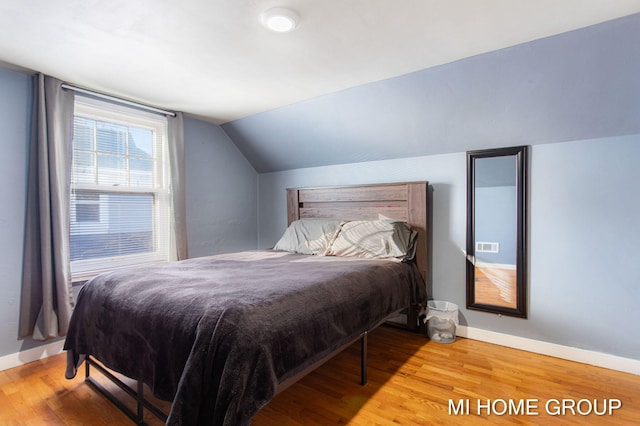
(61, 84), (176, 117)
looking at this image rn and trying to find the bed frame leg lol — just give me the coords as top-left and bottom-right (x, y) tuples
(83, 356), (166, 425)
(137, 381), (144, 424)
(360, 331), (368, 385)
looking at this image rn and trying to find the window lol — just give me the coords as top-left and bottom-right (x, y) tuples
(70, 97), (174, 280)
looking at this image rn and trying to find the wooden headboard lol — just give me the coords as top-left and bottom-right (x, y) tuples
(286, 181), (428, 282)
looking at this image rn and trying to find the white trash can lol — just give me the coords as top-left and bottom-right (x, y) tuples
(426, 301), (459, 343)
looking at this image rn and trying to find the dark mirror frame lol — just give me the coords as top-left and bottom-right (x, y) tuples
(466, 145), (528, 318)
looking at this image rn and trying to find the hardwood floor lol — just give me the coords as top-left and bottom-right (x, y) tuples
(1, 326), (639, 425)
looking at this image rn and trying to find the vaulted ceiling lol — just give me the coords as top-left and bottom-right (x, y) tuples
(2, 1), (639, 125)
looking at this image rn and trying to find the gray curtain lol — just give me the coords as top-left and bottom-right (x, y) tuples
(19, 74), (75, 341)
(168, 111), (188, 260)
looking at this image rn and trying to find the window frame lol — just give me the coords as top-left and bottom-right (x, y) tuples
(70, 96), (174, 281)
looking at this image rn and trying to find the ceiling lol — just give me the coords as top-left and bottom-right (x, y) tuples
(1, 1), (640, 125)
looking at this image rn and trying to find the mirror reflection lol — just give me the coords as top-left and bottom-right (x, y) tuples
(466, 146), (528, 318)
(473, 156), (517, 309)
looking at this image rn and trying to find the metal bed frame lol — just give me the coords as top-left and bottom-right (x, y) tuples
(84, 330), (373, 425)
(85, 357), (168, 424)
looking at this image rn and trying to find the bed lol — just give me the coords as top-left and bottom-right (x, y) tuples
(64, 181), (429, 425)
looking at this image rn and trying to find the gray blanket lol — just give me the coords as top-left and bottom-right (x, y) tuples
(64, 250), (426, 425)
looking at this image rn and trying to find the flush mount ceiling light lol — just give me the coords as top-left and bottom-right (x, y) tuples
(261, 7), (300, 33)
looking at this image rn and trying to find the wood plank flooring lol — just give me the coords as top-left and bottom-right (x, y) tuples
(1, 326), (639, 425)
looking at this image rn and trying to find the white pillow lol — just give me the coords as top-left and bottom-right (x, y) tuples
(273, 220), (344, 255)
(325, 220), (417, 260)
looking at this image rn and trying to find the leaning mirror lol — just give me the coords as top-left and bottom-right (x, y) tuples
(466, 146), (528, 318)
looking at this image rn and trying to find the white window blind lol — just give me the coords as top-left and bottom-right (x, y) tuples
(70, 96), (174, 280)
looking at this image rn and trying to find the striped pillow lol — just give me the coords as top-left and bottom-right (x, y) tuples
(326, 220), (416, 260)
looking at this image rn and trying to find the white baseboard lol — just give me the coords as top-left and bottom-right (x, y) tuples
(0, 339), (65, 372)
(457, 325), (640, 376)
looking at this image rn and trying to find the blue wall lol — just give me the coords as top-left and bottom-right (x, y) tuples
(528, 138), (640, 357)
(184, 116), (258, 257)
(0, 68), (33, 356)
